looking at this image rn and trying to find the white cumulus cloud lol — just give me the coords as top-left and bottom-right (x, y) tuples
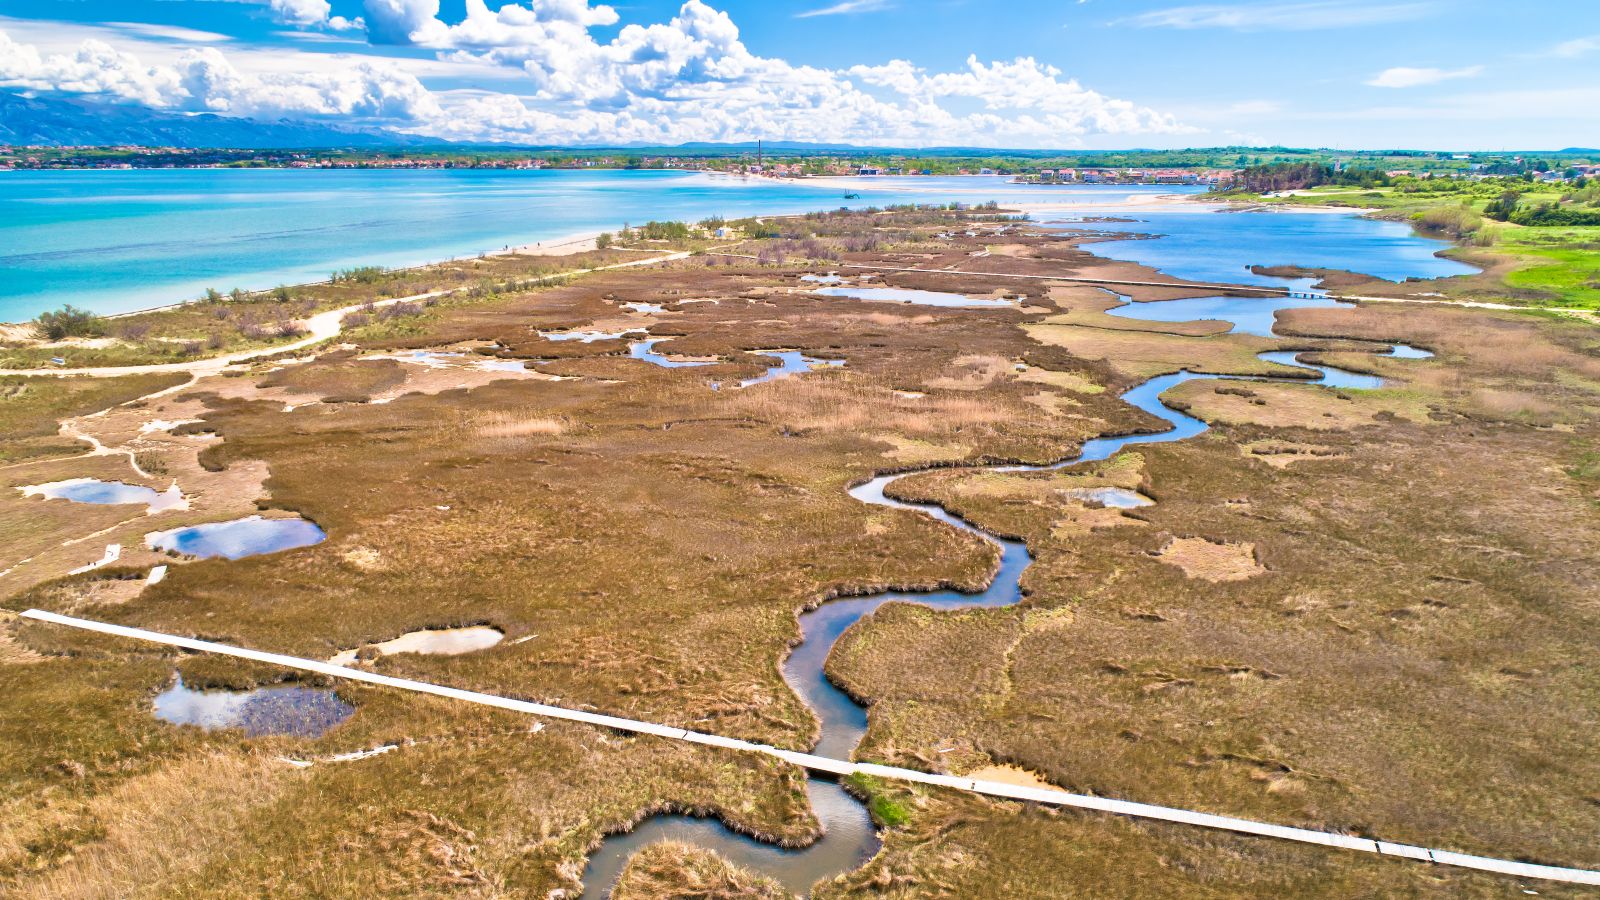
(0, 2), (1193, 148)
(268, 0), (362, 31)
(0, 27), (437, 122)
(0, 30), (180, 107)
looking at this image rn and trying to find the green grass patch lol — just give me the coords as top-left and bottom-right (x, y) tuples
(1496, 225), (1600, 308)
(845, 773), (913, 827)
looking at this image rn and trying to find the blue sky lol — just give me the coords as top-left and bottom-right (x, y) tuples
(1, 0), (1596, 149)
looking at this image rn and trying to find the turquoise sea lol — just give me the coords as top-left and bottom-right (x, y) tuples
(0, 170), (1470, 320)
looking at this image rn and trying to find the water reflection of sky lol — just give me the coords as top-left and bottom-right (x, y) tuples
(146, 515), (325, 560)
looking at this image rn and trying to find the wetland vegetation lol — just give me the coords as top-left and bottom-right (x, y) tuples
(2, 203), (1598, 898)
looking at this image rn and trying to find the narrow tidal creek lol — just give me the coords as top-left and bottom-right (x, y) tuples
(580, 297), (1431, 897)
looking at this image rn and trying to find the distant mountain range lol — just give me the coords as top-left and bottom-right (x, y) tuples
(3, 91), (1595, 156)
(0, 91), (434, 149)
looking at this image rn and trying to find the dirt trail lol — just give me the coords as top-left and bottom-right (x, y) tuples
(1337, 293), (1599, 322)
(0, 251), (690, 379)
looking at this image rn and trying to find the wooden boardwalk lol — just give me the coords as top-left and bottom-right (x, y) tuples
(23, 608), (1599, 888)
(835, 262), (1320, 297)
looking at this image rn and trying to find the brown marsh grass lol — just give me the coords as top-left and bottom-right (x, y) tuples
(5, 212), (1597, 896)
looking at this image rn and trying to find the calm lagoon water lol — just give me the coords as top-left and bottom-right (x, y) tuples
(1053, 208), (1476, 286)
(4, 170), (1469, 322)
(0, 170), (1175, 320)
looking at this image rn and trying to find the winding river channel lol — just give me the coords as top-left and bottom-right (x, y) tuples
(579, 291), (1433, 897)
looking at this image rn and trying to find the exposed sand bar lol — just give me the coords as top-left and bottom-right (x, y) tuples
(23, 608), (1600, 888)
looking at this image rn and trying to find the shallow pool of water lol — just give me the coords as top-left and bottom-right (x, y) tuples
(21, 478), (185, 513)
(1388, 343), (1434, 359)
(146, 515), (326, 560)
(329, 626), (504, 666)
(542, 329), (642, 343)
(811, 286), (1014, 308)
(1061, 487), (1152, 508)
(153, 676), (353, 737)
(1105, 294), (1342, 338)
(739, 352), (846, 388)
(630, 339), (717, 368)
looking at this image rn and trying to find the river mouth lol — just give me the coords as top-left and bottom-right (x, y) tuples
(146, 515), (326, 560)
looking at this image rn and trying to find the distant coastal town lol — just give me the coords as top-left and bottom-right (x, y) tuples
(3, 144), (1594, 187)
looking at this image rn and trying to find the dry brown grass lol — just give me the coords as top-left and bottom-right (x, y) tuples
(613, 841), (790, 899)
(710, 376), (1026, 437)
(468, 410), (570, 439)
(1162, 378), (1434, 430)
(1, 752), (290, 899)
(828, 359), (1600, 879)
(924, 354), (1015, 391)
(1024, 321), (1286, 382)
(5, 211), (1597, 897)
(1155, 536), (1266, 582)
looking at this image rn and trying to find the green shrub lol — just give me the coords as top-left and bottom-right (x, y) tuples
(1417, 204), (1483, 238)
(35, 305), (104, 340)
(636, 220), (692, 241)
(332, 266), (388, 285)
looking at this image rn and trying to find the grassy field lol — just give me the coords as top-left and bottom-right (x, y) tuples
(1497, 225), (1600, 307)
(2, 208), (1598, 897)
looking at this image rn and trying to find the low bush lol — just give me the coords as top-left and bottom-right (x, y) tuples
(35, 305), (104, 340)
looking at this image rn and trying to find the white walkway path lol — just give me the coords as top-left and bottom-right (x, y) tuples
(21, 609), (1600, 888)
